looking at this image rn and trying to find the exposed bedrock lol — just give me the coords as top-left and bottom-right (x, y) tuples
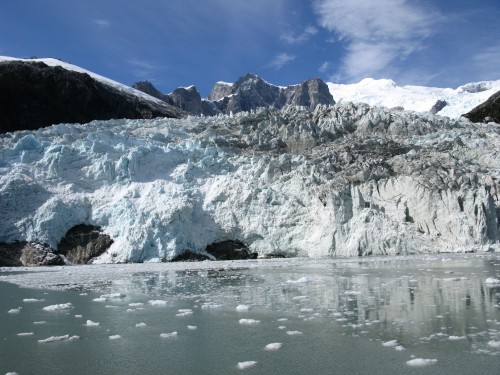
(0, 241), (64, 266)
(57, 224), (113, 264)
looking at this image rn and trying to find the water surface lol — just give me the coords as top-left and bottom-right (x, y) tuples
(1, 254), (499, 374)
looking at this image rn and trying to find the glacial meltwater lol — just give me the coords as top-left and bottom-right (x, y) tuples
(1, 254), (500, 375)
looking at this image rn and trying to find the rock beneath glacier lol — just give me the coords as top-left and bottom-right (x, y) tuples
(171, 250), (212, 262)
(0, 242), (24, 266)
(57, 224), (113, 264)
(206, 240), (257, 260)
(0, 241), (64, 267)
(20, 242), (64, 266)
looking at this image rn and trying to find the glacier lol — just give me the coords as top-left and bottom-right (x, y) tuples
(0, 103), (499, 263)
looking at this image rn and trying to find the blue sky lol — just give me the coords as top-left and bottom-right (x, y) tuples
(1, 0), (500, 96)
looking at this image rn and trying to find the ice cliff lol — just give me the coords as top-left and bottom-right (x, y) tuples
(0, 104), (499, 263)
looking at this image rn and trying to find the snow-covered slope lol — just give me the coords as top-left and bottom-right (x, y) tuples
(0, 56), (167, 107)
(1, 104), (498, 263)
(328, 78), (500, 119)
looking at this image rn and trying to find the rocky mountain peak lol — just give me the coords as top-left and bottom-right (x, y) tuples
(133, 73), (334, 117)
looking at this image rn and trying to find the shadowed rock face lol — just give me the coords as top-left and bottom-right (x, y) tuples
(464, 90), (500, 123)
(0, 242), (64, 266)
(133, 73), (335, 116)
(0, 61), (184, 133)
(57, 224), (113, 264)
(430, 100), (448, 115)
(206, 240), (257, 260)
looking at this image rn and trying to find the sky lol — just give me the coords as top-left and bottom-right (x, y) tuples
(1, 0), (500, 96)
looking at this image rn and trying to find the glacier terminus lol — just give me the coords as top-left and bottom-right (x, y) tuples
(1, 103), (499, 263)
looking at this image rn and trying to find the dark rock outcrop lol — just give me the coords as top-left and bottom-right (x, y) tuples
(430, 100), (448, 115)
(206, 240), (257, 260)
(132, 81), (169, 102)
(0, 61), (184, 133)
(133, 73), (334, 117)
(171, 250), (211, 262)
(169, 86), (204, 116)
(0, 241), (64, 266)
(57, 224), (113, 264)
(464, 90), (500, 123)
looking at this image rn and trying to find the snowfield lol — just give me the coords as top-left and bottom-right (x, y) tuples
(0, 104), (499, 262)
(328, 77), (500, 119)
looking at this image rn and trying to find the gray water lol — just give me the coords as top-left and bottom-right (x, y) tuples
(1, 254), (500, 374)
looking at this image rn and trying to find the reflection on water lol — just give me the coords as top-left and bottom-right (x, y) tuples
(1, 254), (499, 374)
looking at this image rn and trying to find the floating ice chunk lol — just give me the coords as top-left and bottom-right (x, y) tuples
(75, 315), (82, 318)
(278, 326), (287, 330)
(5, 372), (19, 375)
(128, 303), (144, 307)
(109, 335), (121, 340)
(160, 331), (178, 338)
(102, 293), (126, 299)
(265, 343), (282, 351)
(33, 321), (47, 325)
(286, 330), (303, 335)
(136, 322), (147, 328)
(7, 307), (22, 314)
(43, 303), (73, 311)
(286, 277), (310, 284)
(23, 298), (45, 303)
(92, 297), (107, 302)
(17, 332), (34, 336)
(201, 303), (223, 310)
(84, 320), (100, 327)
(382, 340), (399, 347)
(236, 304), (249, 312)
(148, 300), (168, 306)
(38, 335), (79, 344)
(176, 309), (193, 317)
(449, 336), (466, 341)
(277, 318), (288, 322)
(239, 319), (260, 325)
(485, 278), (500, 285)
(237, 361), (257, 370)
(488, 340), (500, 348)
(187, 325), (197, 330)
(395, 346), (406, 351)
(406, 358), (438, 367)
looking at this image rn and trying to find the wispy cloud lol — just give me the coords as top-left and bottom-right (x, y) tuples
(93, 19), (111, 28)
(313, 0), (441, 81)
(127, 59), (163, 81)
(473, 46), (500, 67)
(318, 61), (332, 74)
(268, 53), (296, 70)
(281, 26), (318, 45)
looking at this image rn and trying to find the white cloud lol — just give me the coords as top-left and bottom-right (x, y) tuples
(93, 19), (111, 28)
(313, 0), (440, 81)
(268, 53), (296, 70)
(281, 26), (318, 45)
(318, 61), (332, 74)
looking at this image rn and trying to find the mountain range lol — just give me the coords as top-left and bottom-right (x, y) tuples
(0, 56), (499, 134)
